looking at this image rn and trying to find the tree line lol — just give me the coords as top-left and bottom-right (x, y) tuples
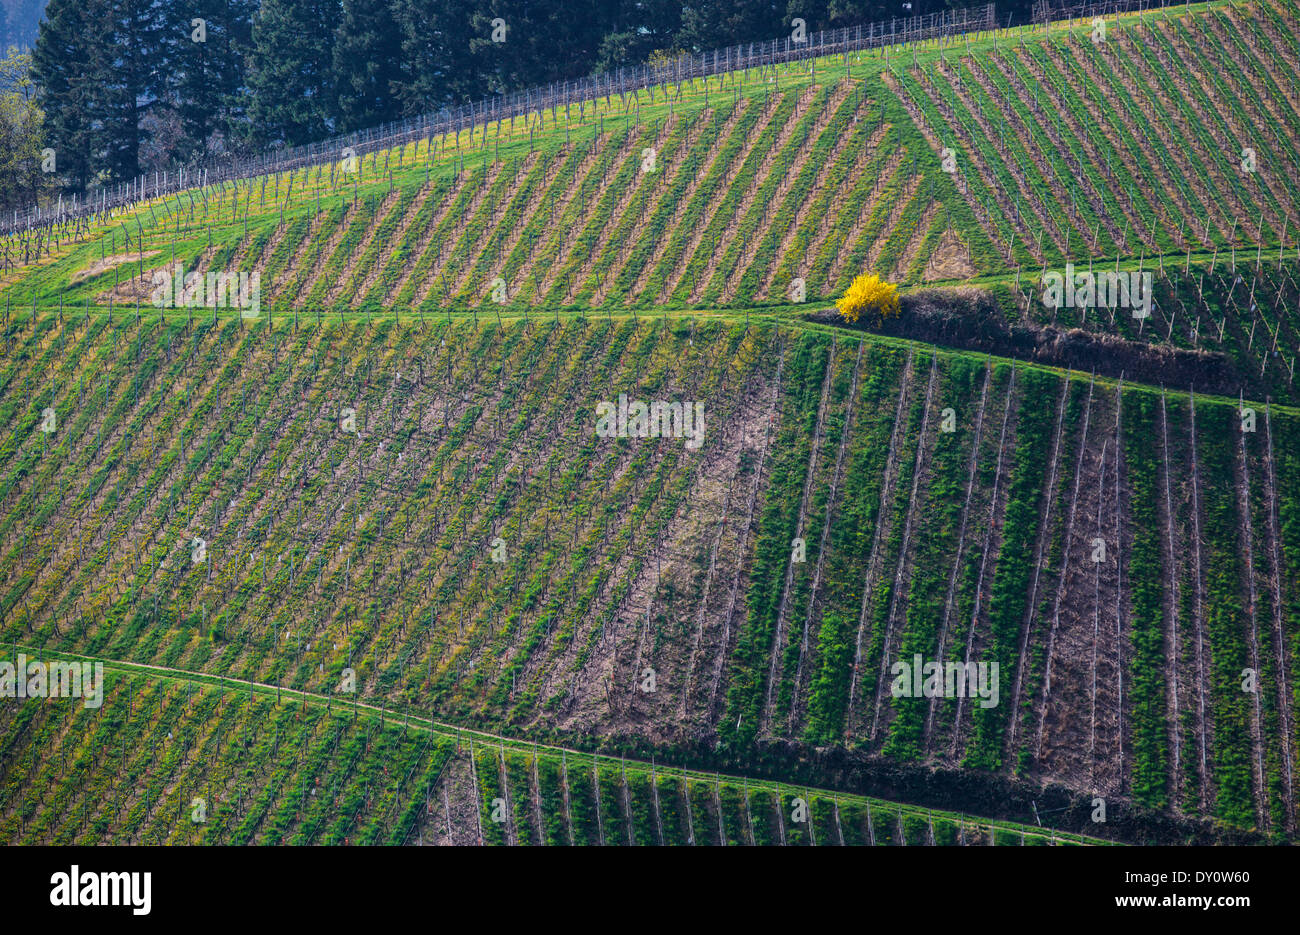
(12, 0), (1024, 204)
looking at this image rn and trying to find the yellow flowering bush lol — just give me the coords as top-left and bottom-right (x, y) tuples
(836, 273), (901, 324)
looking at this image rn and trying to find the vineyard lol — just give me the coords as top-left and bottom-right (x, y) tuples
(1, 0), (1298, 846)
(1, 660), (1107, 845)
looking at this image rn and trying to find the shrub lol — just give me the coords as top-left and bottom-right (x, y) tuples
(836, 273), (900, 324)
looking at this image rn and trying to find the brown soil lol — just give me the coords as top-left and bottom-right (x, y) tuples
(786, 343), (864, 733)
(665, 83), (816, 302)
(712, 80), (856, 303)
(867, 357), (939, 745)
(1114, 28), (1272, 234)
(380, 176), (471, 304)
(288, 203), (358, 303)
(976, 52), (1140, 254)
(760, 341), (837, 734)
(71, 251), (162, 285)
(1154, 22), (1294, 226)
(931, 60), (1071, 258)
(1183, 16), (1300, 220)
(1064, 34), (1234, 245)
(864, 173), (924, 272)
(941, 370), (1021, 759)
(473, 152), (568, 302)
(1035, 42), (1211, 249)
(348, 181), (441, 305)
(534, 128), (647, 299)
(891, 199), (941, 282)
(922, 227), (976, 281)
(556, 116), (680, 301)
(844, 349), (917, 739)
(325, 188), (401, 304)
(1034, 389), (1123, 794)
(923, 366), (1008, 760)
(821, 151), (904, 291)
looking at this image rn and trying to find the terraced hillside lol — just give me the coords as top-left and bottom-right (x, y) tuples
(1, 659), (1107, 846)
(5, 1), (1295, 315)
(1, 0), (1298, 846)
(0, 310), (1295, 841)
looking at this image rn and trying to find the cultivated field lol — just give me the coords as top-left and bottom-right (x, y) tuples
(1, 0), (1297, 844)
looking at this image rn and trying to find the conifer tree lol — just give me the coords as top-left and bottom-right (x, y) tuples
(333, 0), (403, 132)
(29, 0), (97, 189)
(390, 0), (476, 114)
(168, 0), (258, 158)
(246, 0), (340, 146)
(97, 0), (167, 180)
(0, 46), (50, 211)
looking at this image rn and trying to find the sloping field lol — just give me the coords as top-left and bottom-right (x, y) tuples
(1, 0), (1298, 846)
(5, 1), (1294, 317)
(0, 312), (1295, 841)
(0, 660), (1106, 846)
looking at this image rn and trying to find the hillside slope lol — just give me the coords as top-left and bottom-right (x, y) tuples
(2, 0), (1298, 845)
(4, 1), (1296, 311)
(0, 312), (1295, 839)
